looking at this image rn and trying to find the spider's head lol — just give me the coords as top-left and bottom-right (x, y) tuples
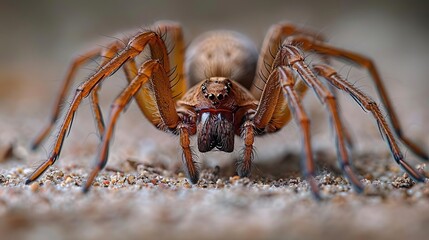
(195, 77), (236, 153)
(200, 77), (232, 106)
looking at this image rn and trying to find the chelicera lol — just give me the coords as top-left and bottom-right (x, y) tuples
(27, 21), (427, 198)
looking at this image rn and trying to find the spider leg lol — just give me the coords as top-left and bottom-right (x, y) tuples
(251, 21), (325, 99)
(31, 48), (101, 149)
(286, 35), (428, 161)
(327, 83), (355, 150)
(83, 59), (181, 192)
(178, 122), (199, 184)
(236, 118), (255, 178)
(90, 84), (105, 135)
(250, 64), (320, 198)
(153, 21), (188, 99)
(91, 22), (188, 134)
(26, 31), (171, 184)
(279, 67), (321, 199)
(281, 45), (364, 191)
(90, 42), (125, 137)
(253, 22), (354, 149)
(313, 64), (426, 182)
(119, 21), (188, 127)
(246, 23), (323, 194)
(32, 38), (139, 146)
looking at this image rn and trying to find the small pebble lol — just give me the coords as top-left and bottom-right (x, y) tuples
(183, 181), (191, 188)
(392, 173), (414, 189)
(29, 182), (40, 192)
(0, 174), (6, 183)
(230, 175), (240, 183)
(127, 175), (135, 184)
(65, 176), (73, 184)
(216, 179), (224, 188)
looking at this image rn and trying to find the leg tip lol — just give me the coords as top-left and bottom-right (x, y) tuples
(396, 158), (427, 183)
(30, 143), (39, 151)
(188, 174), (200, 184)
(312, 191), (322, 201)
(82, 180), (93, 193)
(82, 186), (90, 194)
(342, 165), (365, 193)
(236, 161), (252, 178)
(237, 169), (251, 178)
(306, 175), (322, 201)
(24, 179), (32, 185)
(411, 174), (426, 183)
(352, 182), (365, 194)
(183, 165), (200, 184)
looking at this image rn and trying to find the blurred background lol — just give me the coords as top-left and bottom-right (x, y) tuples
(0, 0), (427, 105)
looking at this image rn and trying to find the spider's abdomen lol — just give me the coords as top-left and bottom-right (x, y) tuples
(185, 30), (258, 89)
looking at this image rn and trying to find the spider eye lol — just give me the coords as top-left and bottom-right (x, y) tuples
(225, 81), (232, 92)
(208, 94), (215, 100)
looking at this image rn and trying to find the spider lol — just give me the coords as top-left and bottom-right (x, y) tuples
(27, 21), (427, 198)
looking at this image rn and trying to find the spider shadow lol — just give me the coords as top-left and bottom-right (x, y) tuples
(253, 150), (343, 180)
(206, 150), (344, 181)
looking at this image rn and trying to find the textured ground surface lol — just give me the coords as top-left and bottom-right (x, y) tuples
(1, 1), (428, 240)
(0, 79), (428, 240)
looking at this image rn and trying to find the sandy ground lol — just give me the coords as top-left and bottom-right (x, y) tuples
(1, 1), (429, 240)
(0, 107), (428, 240)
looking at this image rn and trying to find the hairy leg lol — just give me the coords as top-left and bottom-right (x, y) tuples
(278, 66), (321, 199)
(120, 21), (188, 127)
(153, 21), (188, 100)
(90, 42), (125, 137)
(286, 35), (428, 160)
(236, 118), (255, 178)
(250, 62), (320, 198)
(251, 21), (325, 99)
(26, 31), (171, 184)
(31, 49), (101, 149)
(313, 64), (426, 182)
(32, 22), (186, 147)
(178, 122), (199, 184)
(280, 45), (364, 191)
(83, 59), (180, 192)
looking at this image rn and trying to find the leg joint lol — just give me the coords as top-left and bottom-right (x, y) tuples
(284, 45), (305, 66)
(298, 117), (311, 127)
(110, 102), (125, 114)
(365, 100), (378, 111)
(324, 93), (336, 102)
(128, 31), (158, 52)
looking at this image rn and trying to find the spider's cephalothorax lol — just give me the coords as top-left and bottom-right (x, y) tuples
(179, 30), (259, 155)
(28, 21), (428, 198)
(196, 78), (235, 152)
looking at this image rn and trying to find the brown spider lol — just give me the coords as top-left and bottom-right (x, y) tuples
(27, 21), (427, 198)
